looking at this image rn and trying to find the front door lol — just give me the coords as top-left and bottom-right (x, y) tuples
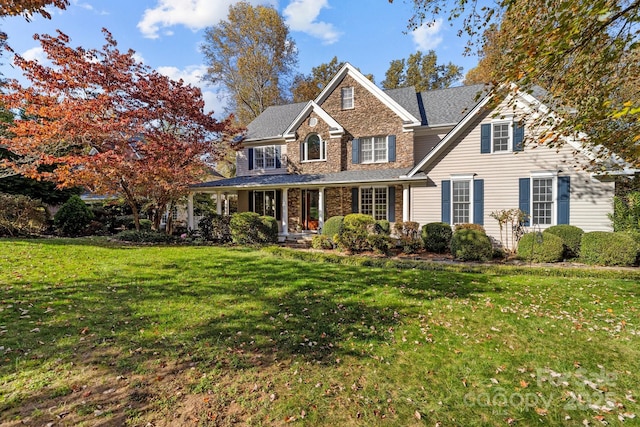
(301, 189), (319, 230)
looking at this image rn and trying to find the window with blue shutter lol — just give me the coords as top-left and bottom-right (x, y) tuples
(557, 176), (570, 224)
(519, 178), (530, 226)
(275, 146), (282, 168)
(473, 179), (484, 225)
(480, 124), (491, 153)
(352, 139), (360, 164)
(248, 148), (254, 170)
(513, 123), (525, 152)
(388, 135), (396, 162)
(441, 180), (451, 224)
(351, 187), (359, 213)
(388, 186), (396, 222)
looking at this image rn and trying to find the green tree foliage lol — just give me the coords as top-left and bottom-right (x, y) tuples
(381, 51), (463, 92)
(291, 56), (344, 102)
(201, 1), (298, 125)
(392, 0), (640, 169)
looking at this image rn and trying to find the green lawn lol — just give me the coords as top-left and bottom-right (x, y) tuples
(1, 238), (639, 426)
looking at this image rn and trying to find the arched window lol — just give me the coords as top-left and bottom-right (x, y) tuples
(302, 134), (326, 162)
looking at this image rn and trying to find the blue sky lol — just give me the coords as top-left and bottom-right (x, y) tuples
(1, 0), (481, 117)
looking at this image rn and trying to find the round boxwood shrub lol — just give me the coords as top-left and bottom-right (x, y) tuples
(335, 213), (376, 253)
(54, 195), (94, 236)
(258, 215), (279, 243)
(543, 225), (583, 258)
(229, 212), (278, 245)
(580, 231), (639, 266)
(422, 222), (453, 253)
(322, 216), (344, 239)
(450, 228), (493, 261)
(517, 232), (564, 263)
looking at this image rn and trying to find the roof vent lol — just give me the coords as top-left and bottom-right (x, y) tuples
(308, 117), (318, 127)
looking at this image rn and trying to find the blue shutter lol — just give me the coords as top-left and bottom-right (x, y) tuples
(300, 141), (305, 162)
(388, 186), (396, 222)
(275, 146), (282, 168)
(473, 179), (484, 225)
(248, 191), (254, 212)
(352, 138), (360, 164)
(351, 187), (359, 213)
(441, 180), (451, 224)
(557, 176), (570, 224)
(519, 178), (530, 226)
(388, 135), (396, 162)
(513, 123), (525, 152)
(481, 124), (491, 153)
(248, 148), (254, 170)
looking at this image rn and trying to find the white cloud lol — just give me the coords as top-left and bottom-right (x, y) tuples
(412, 19), (444, 51)
(283, 0), (340, 45)
(157, 65), (228, 116)
(21, 47), (47, 63)
(137, 0), (274, 39)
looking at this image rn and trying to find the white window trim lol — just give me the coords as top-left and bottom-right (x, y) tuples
(451, 176), (474, 225)
(253, 145), (278, 170)
(360, 135), (389, 164)
(301, 134), (326, 163)
(530, 171), (558, 227)
(341, 87), (354, 110)
(491, 120), (514, 154)
(253, 190), (277, 217)
(359, 186), (389, 221)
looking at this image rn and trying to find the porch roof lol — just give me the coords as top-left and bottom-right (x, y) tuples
(191, 168), (427, 191)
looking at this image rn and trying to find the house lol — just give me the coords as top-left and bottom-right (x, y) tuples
(188, 63), (625, 245)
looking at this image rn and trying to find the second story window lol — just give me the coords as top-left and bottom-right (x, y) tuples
(302, 134), (326, 161)
(492, 122), (510, 152)
(254, 146), (277, 169)
(361, 136), (387, 163)
(341, 87), (354, 109)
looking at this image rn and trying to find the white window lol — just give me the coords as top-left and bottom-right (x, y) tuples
(253, 190), (276, 217)
(532, 177), (554, 225)
(361, 136), (387, 163)
(492, 122), (510, 152)
(360, 187), (388, 220)
(254, 146), (277, 169)
(302, 134), (326, 161)
(452, 180), (471, 224)
(341, 87), (354, 109)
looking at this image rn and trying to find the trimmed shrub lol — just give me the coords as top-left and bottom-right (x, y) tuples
(580, 231), (639, 266)
(229, 212), (278, 245)
(543, 225), (583, 258)
(454, 223), (486, 233)
(54, 195), (94, 236)
(114, 230), (176, 243)
(335, 214), (375, 253)
(422, 222), (452, 253)
(517, 232), (564, 263)
(198, 212), (231, 243)
(0, 193), (48, 237)
(322, 216), (344, 239)
(450, 228), (493, 261)
(343, 213), (376, 231)
(367, 234), (393, 255)
(374, 219), (391, 235)
(311, 234), (333, 250)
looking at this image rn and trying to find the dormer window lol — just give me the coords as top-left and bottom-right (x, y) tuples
(341, 87), (354, 109)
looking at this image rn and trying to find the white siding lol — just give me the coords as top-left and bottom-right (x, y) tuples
(413, 133), (446, 164)
(411, 104), (615, 244)
(236, 145), (288, 177)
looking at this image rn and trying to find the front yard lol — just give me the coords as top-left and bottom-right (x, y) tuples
(1, 238), (639, 426)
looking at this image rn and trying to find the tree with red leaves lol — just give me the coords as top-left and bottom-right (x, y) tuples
(0, 0), (68, 20)
(1, 29), (240, 231)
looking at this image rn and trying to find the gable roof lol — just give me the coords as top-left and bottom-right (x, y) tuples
(419, 84), (487, 126)
(283, 101), (344, 141)
(245, 102), (307, 142)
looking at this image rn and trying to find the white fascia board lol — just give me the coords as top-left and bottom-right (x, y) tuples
(242, 137), (286, 146)
(283, 101), (344, 141)
(315, 63), (421, 129)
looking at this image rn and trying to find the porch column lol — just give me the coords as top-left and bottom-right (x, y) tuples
(187, 192), (194, 230)
(402, 184), (410, 222)
(224, 193), (230, 216)
(318, 187), (325, 231)
(281, 188), (289, 236)
(216, 191), (222, 215)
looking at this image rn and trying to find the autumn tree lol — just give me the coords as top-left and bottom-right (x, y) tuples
(381, 51), (462, 91)
(291, 56), (344, 102)
(0, 29), (239, 231)
(391, 0), (640, 169)
(0, 0), (68, 20)
(201, 1), (297, 126)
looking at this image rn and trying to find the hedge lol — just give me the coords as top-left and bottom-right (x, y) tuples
(450, 228), (492, 261)
(517, 232), (564, 263)
(580, 231), (639, 266)
(543, 225), (583, 258)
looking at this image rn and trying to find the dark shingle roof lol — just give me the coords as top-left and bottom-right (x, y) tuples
(419, 84), (487, 126)
(245, 102), (307, 140)
(384, 86), (422, 122)
(191, 168), (426, 189)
